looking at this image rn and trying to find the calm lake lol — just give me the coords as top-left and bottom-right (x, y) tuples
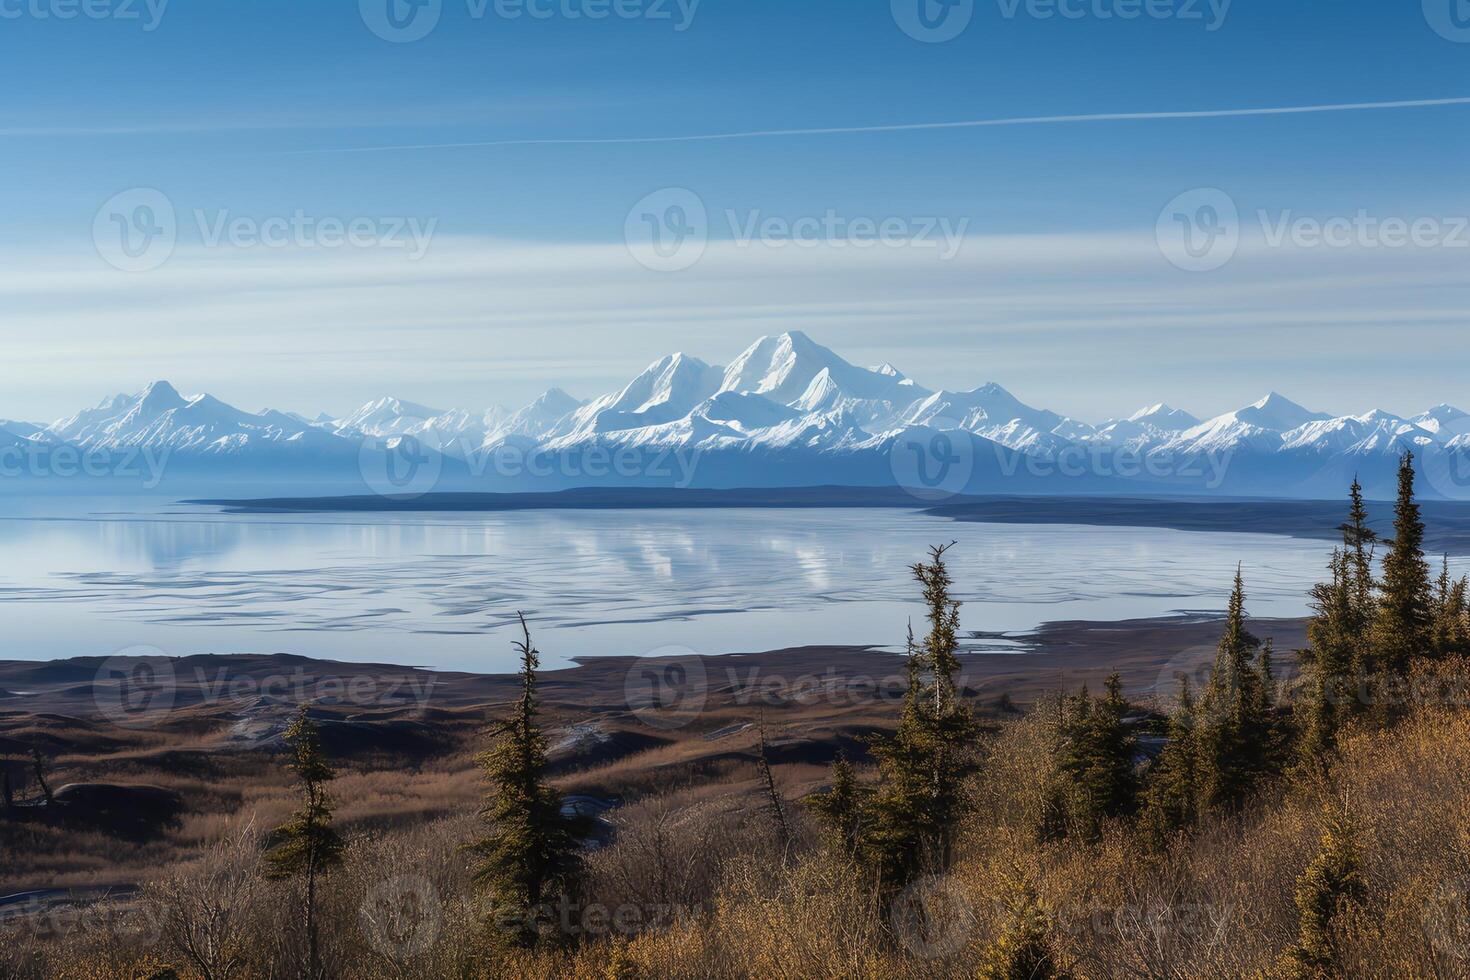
(0, 497), (1409, 672)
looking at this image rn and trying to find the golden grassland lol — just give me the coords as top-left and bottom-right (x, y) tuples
(7, 658), (1470, 979)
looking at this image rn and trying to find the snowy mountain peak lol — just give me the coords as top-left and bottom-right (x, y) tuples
(137, 380), (188, 412)
(1127, 403), (1200, 429)
(719, 331), (856, 405)
(1235, 392), (1333, 432)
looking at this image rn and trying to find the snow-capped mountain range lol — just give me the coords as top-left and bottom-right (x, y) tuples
(5, 332), (1468, 499)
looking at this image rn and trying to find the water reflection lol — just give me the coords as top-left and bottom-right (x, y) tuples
(0, 500), (1433, 671)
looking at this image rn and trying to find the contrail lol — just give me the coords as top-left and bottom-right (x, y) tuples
(281, 96), (1470, 155)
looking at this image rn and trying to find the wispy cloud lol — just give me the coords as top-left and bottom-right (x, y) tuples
(278, 96), (1470, 155)
(2, 230), (1466, 421)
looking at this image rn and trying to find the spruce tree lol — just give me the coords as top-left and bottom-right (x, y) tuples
(468, 614), (582, 948)
(1373, 453), (1432, 673)
(1141, 675), (1201, 844)
(1050, 672), (1138, 843)
(861, 544), (976, 889)
(1280, 801), (1367, 979)
(1340, 478), (1378, 632)
(977, 871), (1072, 980)
(265, 704), (345, 980)
(1197, 569), (1274, 811)
(1430, 556), (1470, 657)
(806, 750), (864, 857)
(1299, 552), (1356, 764)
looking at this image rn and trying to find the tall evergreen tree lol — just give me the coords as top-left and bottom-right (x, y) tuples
(1430, 555), (1470, 658)
(1197, 569), (1275, 811)
(265, 704), (345, 980)
(1373, 453), (1433, 673)
(1299, 551), (1356, 764)
(1280, 801), (1367, 979)
(1141, 675), (1201, 844)
(1048, 672), (1138, 843)
(861, 544), (977, 890)
(468, 614), (582, 948)
(1340, 478), (1378, 639)
(806, 750), (864, 857)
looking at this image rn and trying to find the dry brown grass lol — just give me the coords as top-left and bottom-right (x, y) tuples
(10, 662), (1470, 978)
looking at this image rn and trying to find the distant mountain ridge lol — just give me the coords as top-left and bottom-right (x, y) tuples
(6, 332), (1469, 500)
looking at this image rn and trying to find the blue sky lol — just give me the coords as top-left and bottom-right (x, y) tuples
(2, 0), (1467, 421)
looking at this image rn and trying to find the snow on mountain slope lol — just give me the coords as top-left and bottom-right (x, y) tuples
(487, 388), (584, 443)
(11, 334), (1470, 498)
(898, 383), (1067, 453)
(1128, 403), (1201, 429)
(1414, 405), (1470, 442)
(547, 353), (723, 446)
(1278, 410), (1426, 456)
